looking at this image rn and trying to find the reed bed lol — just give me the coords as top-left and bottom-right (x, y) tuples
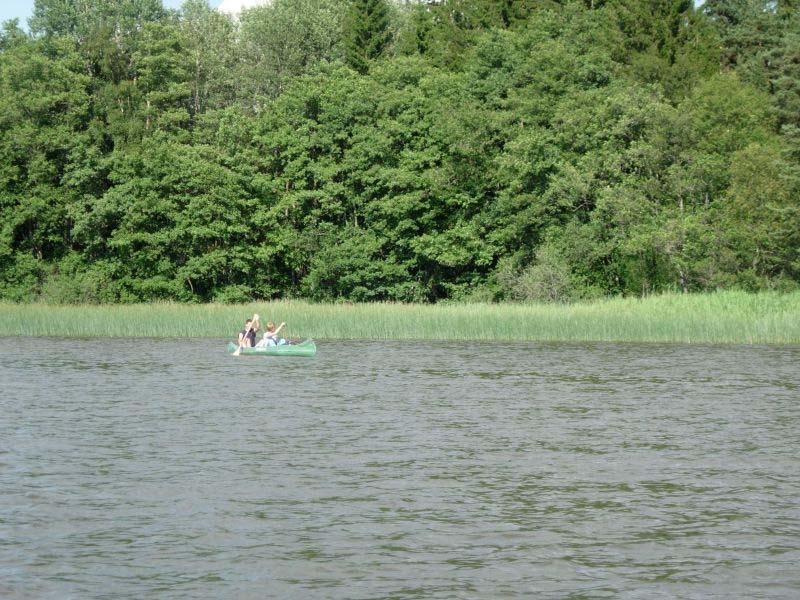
(0, 291), (798, 344)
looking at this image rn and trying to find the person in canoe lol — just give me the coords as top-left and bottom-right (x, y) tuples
(255, 321), (287, 347)
(238, 316), (259, 349)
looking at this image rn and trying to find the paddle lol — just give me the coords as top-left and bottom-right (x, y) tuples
(233, 313), (259, 356)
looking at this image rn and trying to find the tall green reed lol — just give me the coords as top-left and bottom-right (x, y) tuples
(0, 291), (798, 344)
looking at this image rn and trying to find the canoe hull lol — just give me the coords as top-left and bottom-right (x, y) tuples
(227, 339), (316, 357)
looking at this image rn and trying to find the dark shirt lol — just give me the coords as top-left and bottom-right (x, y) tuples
(240, 327), (256, 347)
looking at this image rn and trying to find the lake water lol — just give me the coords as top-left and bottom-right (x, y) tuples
(1, 338), (799, 599)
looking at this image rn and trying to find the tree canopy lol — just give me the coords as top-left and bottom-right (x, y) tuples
(1, 0), (798, 303)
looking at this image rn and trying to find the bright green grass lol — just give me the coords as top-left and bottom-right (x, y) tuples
(0, 291), (798, 344)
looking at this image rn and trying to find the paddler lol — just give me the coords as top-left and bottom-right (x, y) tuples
(238, 316), (259, 348)
(256, 321), (286, 347)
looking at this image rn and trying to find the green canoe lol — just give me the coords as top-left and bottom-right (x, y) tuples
(227, 339), (317, 357)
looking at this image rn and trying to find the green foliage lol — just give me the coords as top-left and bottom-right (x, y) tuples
(343, 0), (392, 73)
(0, 19), (27, 50)
(720, 143), (800, 284)
(0, 0), (798, 304)
(302, 227), (417, 301)
(0, 35), (92, 301)
(497, 245), (580, 303)
(30, 0), (165, 40)
(702, 0), (784, 68)
(238, 0), (346, 100)
(179, 0), (238, 113)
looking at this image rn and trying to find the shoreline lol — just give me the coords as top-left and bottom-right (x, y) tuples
(1, 291), (799, 345)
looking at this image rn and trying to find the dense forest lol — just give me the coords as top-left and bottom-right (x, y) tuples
(0, 0), (798, 303)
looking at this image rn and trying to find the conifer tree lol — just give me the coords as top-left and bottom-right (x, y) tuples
(343, 0), (391, 74)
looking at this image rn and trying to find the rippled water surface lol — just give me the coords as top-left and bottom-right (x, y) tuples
(2, 338), (799, 599)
